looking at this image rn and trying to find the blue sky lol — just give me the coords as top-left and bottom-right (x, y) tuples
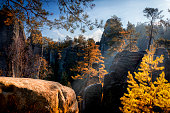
(41, 0), (170, 42)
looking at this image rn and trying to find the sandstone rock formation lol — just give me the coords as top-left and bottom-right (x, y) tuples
(72, 76), (99, 96)
(109, 50), (144, 83)
(165, 58), (170, 81)
(82, 83), (102, 113)
(57, 45), (84, 82)
(101, 48), (169, 113)
(79, 51), (144, 113)
(154, 47), (169, 59)
(73, 48), (170, 113)
(101, 51), (144, 113)
(100, 19), (117, 54)
(0, 9), (26, 76)
(100, 18), (122, 71)
(103, 82), (128, 113)
(0, 77), (78, 113)
(153, 47), (169, 82)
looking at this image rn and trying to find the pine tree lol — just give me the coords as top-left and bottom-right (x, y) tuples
(71, 39), (108, 86)
(120, 46), (170, 113)
(1, 0), (102, 33)
(143, 8), (163, 50)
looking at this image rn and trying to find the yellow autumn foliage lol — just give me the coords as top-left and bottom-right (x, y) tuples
(71, 40), (108, 86)
(120, 47), (170, 113)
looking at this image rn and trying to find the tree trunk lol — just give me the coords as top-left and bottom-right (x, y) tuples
(12, 61), (15, 77)
(148, 20), (154, 50)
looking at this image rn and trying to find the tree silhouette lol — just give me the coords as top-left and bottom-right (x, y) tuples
(143, 7), (163, 50)
(0, 0), (102, 32)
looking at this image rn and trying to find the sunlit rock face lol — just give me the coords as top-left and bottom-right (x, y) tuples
(0, 77), (78, 113)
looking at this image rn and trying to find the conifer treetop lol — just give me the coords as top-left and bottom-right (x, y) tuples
(120, 46), (170, 113)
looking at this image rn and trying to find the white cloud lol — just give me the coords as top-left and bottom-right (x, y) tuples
(42, 28), (103, 42)
(41, 29), (67, 42)
(75, 29), (103, 42)
(52, 30), (66, 38)
(165, 0), (170, 6)
(88, 29), (103, 42)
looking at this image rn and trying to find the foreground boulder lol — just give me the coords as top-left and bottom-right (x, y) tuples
(0, 77), (78, 113)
